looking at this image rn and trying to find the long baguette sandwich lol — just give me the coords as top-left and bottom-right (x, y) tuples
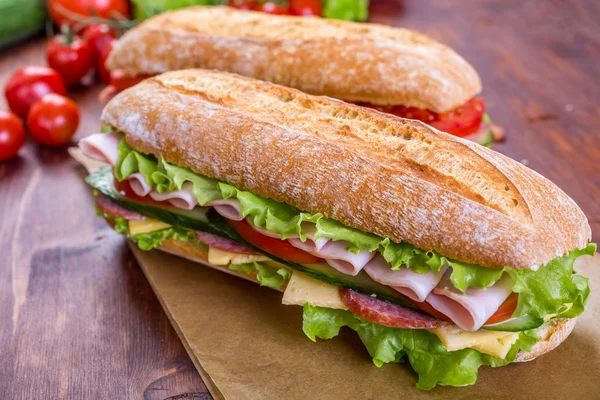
(80, 69), (594, 389)
(103, 6), (500, 144)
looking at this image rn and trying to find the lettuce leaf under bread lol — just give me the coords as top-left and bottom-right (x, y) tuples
(229, 262), (291, 289)
(302, 305), (538, 389)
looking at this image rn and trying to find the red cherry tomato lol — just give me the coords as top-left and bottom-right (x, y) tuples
(47, 34), (94, 87)
(485, 293), (518, 325)
(82, 24), (116, 59)
(0, 110), (26, 161)
(361, 97), (486, 138)
(228, 219), (324, 264)
(257, 2), (290, 15)
(26, 94), (80, 147)
(97, 39), (117, 84)
(289, 0), (322, 16)
(4, 66), (67, 118)
(48, 0), (130, 27)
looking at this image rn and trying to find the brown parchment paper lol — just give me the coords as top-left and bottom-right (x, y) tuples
(129, 245), (600, 400)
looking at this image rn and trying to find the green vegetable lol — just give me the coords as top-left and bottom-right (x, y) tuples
(302, 305), (538, 389)
(0, 0), (46, 49)
(229, 262), (291, 289)
(131, 0), (226, 20)
(322, 0), (369, 22)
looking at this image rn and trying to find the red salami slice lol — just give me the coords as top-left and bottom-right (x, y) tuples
(95, 194), (146, 221)
(339, 289), (451, 329)
(195, 231), (259, 255)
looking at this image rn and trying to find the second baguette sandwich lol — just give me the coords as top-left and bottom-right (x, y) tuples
(105, 6), (498, 143)
(80, 69), (594, 389)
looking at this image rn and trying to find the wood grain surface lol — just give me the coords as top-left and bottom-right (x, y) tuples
(1, 1), (598, 399)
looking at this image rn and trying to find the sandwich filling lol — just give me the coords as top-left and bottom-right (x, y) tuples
(80, 131), (594, 389)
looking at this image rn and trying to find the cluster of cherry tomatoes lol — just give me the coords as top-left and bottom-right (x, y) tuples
(229, 0), (322, 16)
(0, 23), (118, 162)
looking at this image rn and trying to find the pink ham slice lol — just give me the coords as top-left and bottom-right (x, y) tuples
(128, 173), (152, 196)
(195, 231), (258, 254)
(340, 289), (450, 329)
(206, 198), (244, 221)
(150, 182), (197, 210)
(425, 272), (513, 331)
(95, 194), (146, 221)
(79, 133), (121, 166)
(253, 222), (374, 275)
(364, 255), (448, 302)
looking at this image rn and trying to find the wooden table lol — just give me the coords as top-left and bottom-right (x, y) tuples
(1, 1), (598, 398)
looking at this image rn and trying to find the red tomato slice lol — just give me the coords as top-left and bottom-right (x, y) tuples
(485, 292), (518, 325)
(228, 219), (324, 264)
(359, 97), (485, 138)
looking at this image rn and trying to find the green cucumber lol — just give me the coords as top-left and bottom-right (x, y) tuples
(87, 168), (419, 309)
(483, 315), (543, 332)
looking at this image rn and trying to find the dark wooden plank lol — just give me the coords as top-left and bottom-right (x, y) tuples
(1, 1), (599, 398)
(0, 40), (208, 399)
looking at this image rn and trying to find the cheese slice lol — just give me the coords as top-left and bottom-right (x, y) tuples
(129, 219), (172, 235)
(282, 271), (347, 310)
(207, 246), (270, 266)
(430, 326), (519, 359)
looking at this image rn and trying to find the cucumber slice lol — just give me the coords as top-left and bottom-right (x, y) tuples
(87, 168), (418, 308)
(482, 315), (543, 332)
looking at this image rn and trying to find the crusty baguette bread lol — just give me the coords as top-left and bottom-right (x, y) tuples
(101, 69), (591, 270)
(106, 6), (480, 112)
(153, 238), (577, 361)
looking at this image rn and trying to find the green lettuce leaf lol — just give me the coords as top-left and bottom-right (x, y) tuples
(303, 305), (538, 389)
(229, 262), (291, 289)
(322, 0), (369, 21)
(507, 243), (596, 323)
(131, 227), (199, 250)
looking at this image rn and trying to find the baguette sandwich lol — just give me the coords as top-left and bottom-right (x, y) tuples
(80, 69), (594, 389)
(103, 6), (499, 144)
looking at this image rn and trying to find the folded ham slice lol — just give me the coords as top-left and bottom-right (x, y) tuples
(150, 182), (197, 210)
(426, 272), (513, 331)
(79, 133), (121, 166)
(128, 173), (153, 197)
(206, 199), (244, 221)
(364, 255), (448, 302)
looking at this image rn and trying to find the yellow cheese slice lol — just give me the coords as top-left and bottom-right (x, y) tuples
(207, 246), (270, 266)
(282, 271), (347, 310)
(129, 219), (172, 235)
(430, 326), (519, 359)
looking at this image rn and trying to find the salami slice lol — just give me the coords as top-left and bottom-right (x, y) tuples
(339, 288), (451, 329)
(195, 231), (258, 255)
(95, 194), (146, 221)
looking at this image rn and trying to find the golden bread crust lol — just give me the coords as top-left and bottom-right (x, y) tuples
(101, 69), (591, 269)
(106, 6), (481, 112)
